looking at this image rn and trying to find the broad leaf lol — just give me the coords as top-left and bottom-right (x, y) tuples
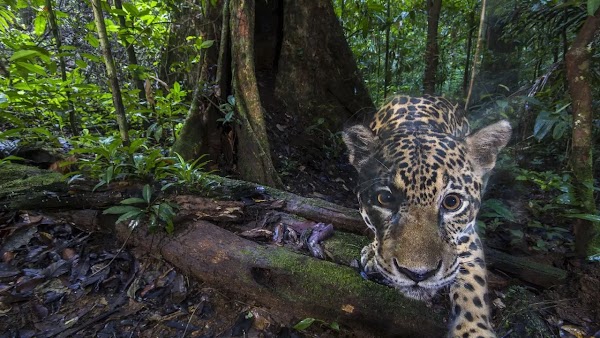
(293, 318), (316, 331)
(103, 205), (143, 215)
(119, 197), (147, 205)
(142, 184), (152, 204)
(115, 210), (144, 224)
(33, 14), (47, 36)
(10, 50), (41, 61)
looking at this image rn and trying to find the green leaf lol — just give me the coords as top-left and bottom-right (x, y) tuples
(482, 199), (515, 222)
(119, 197), (147, 205)
(157, 203), (176, 223)
(227, 95), (235, 107)
(200, 40), (214, 48)
(103, 205), (143, 215)
(533, 111), (555, 141)
(16, 61), (47, 76)
(122, 2), (139, 16)
(75, 59), (88, 68)
(81, 53), (101, 62)
(293, 318), (316, 331)
(588, 0), (600, 16)
(566, 213), (600, 222)
(330, 322), (340, 331)
(142, 184), (152, 203)
(10, 50), (41, 61)
(33, 13), (47, 36)
(86, 33), (100, 48)
(115, 210), (144, 223)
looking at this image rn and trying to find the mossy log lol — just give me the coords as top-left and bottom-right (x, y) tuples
(114, 219), (445, 337)
(0, 162), (569, 335)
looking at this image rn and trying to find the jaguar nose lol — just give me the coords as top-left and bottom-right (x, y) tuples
(393, 259), (442, 282)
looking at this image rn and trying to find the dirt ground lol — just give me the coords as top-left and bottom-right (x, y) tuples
(1, 96), (599, 337)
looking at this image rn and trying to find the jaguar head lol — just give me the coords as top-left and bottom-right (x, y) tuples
(343, 121), (511, 300)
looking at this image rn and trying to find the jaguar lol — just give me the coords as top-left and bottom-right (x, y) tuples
(342, 95), (511, 338)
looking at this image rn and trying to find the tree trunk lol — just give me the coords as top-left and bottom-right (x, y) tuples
(230, 0), (282, 187)
(465, 0), (487, 110)
(91, 0), (129, 145)
(113, 0), (146, 104)
(274, 0), (374, 126)
(0, 163), (568, 289)
(46, 0), (78, 136)
(467, 1), (519, 108)
(174, 0), (373, 185)
(565, 8), (600, 257)
(383, 0), (391, 99)
(171, 1), (225, 166)
(462, 4), (476, 97)
(423, 0), (442, 95)
(113, 219), (445, 337)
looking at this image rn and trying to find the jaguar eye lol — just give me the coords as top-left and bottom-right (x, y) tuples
(442, 193), (462, 211)
(376, 191), (395, 207)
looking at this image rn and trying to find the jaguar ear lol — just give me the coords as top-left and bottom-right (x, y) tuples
(466, 120), (512, 176)
(342, 124), (378, 171)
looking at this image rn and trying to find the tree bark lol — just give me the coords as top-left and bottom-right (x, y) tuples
(46, 0), (78, 136)
(462, 4), (476, 97)
(171, 1), (225, 164)
(113, 0), (146, 104)
(113, 219), (445, 337)
(465, 0), (487, 110)
(423, 0), (442, 95)
(383, 0), (391, 99)
(91, 0), (129, 145)
(0, 163), (568, 288)
(230, 0), (282, 187)
(274, 0), (374, 126)
(565, 8), (600, 257)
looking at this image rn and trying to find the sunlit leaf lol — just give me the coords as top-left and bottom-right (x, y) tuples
(10, 50), (41, 61)
(16, 61), (47, 76)
(33, 13), (47, 36)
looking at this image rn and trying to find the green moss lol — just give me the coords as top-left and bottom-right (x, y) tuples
(322, 231), (369, 264)
(265, 246), (419, 311)
(0, 163), (64, 201)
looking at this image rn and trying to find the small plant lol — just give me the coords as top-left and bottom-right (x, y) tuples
(293, 317), (340, 332)
(477, 199), (515, 237)
(217, 95), (237, 124)
(161, 152), (212, 190)
(103, 184), (178, 233)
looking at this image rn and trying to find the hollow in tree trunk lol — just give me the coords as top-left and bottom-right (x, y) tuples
(172, 0), (373, 186)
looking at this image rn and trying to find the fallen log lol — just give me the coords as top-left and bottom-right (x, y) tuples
(0, 163), (568, 320)
(114, 219), (446, 337)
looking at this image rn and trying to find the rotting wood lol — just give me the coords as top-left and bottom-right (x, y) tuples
(113, 218), (446, 337)
(0, 163), (567, 288)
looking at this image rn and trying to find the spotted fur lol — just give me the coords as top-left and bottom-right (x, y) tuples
(343, 95), (511, 338)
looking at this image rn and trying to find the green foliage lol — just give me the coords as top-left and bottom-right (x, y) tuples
(533, 103), (572, 141)
(292, 317), (340, 332)
(103, 183), (178, 233)
(305, 118), (346, 159)
(217, 95), (237, 125)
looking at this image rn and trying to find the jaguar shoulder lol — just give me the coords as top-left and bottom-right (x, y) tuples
(343, 95), (511, 338)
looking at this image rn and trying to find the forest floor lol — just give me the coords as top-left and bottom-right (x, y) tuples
(1, 98), (600, 337)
